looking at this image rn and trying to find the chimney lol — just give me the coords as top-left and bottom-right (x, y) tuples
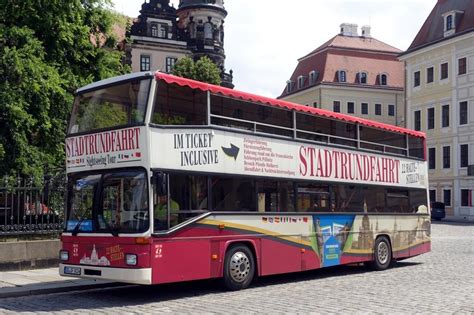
(340, 23), (359, 37)
(361, 25), (371, 38)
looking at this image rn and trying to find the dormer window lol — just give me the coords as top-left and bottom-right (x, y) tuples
(151, 24), (159, 37)
(380, 74), (388, 86)
(446, 15), (453, 31)
(297, 76), (305, 89)
(309, 71), (318, 85)
(358, 72), (368, 84)
(151, 23), (167, 38)
(286, 80), (293, 93)
(443, 10), (464, 37)
(338, 70), (346, 83)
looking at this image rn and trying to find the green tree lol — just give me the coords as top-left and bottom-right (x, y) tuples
(0, 0), (128, 179)
(172, 56), (221, 85)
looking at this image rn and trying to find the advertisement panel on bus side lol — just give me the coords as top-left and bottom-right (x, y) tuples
(65, 127), (148, 173)
(150, 128), (428, 189)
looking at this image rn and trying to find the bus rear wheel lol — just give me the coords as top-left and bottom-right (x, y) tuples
(371, 236), (392, 271)
(223, 245), (255, 291)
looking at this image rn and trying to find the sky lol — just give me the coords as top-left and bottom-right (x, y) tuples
(111, 0), (437, 98)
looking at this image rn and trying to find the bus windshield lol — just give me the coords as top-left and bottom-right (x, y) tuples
(66, 170), (149, 234)
(69, 78), (151, 134)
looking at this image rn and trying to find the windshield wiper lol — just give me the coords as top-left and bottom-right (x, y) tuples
(103, 220), (119, 237)
(72, 217), (85, 236)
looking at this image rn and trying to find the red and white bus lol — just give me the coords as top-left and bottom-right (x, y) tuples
(60, 71), (430, 290)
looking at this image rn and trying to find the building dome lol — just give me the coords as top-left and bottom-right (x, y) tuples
(178, 0), (227, 14)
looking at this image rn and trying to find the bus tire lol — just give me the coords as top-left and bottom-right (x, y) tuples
(223, 244), (255, 291)
(371, 236), (392, 271)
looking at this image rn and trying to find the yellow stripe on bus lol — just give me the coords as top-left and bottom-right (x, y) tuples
(200, 219), (313, 248)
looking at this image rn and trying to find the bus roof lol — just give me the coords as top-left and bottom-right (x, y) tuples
(155, 71), (425, 139)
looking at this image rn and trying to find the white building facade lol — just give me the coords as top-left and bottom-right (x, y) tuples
(400, 1), (474, 220)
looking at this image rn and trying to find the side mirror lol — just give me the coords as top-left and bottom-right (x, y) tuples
(154, 173), (167, 195)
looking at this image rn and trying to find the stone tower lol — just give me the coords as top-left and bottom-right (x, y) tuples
(176, 0), (233, 88)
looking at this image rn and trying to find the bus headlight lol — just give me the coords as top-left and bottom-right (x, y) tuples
(60, 250), (69, 261)
(125, 254), (137, 266)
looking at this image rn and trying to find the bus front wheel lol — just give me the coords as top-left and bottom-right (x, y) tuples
(223, 245), (255, 290)
(371, 236), (392, 271)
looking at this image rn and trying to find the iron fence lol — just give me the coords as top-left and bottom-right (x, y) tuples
(0, 173), (66, 236)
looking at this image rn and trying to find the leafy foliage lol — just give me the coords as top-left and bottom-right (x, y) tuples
(172, 56), (222, 85)
(0, 0), (129, 179)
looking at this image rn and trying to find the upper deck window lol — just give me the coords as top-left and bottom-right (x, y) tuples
(69, 78), (151, 134)
(152, 81), (207, 125)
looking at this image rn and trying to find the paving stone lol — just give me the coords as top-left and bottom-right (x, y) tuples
(0, 222), (472, 313)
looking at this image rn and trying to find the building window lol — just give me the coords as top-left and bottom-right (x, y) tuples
(338, 70), (346, 83)
(443, 146), (451, 169)
(375, 104), (382, 116)
(380, 74), (387, 86)
(414, 110), (421, 131)
(286, 80), (292, 93)
(358, 72), (367, 84)
(159, 24), (167, 38)
(166, 57), (178, 73)
(204, 22), (213, 39)
(461, 189), (471, 207)
(442, 104), (450, 128)
(429, 147), (436, 170)
(460, 144), (469, 168)
(429, 189), (436, 202)
(427, 108), (435, 130)
(333, 101), (341, 113)
(443, 189), (451, 207)
(151, 24), (159, 37)
(298, 76), (305, 89)
(427, 67), (434, 83)
(309, 71), (318, 84)
(459, 101), (468, 125)
(361, 103), (368, 115)
(441, 63), (449, 80)
(347, 102), (355, 114)
(140, 55), (151, 71)
(458, 57), (467, 75)
(414, 71), (420, 87)
(313, 102), (319, 108)
(446, 14), (453, 31)
(388, 104), (395, 117)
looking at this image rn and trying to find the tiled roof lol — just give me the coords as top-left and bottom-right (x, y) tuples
(280, 35), (404, 98)
(304, 35), (402, 58)
(405, 0), (474, 54)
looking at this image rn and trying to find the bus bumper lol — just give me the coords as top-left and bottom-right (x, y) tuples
(59, 264), (152, 285)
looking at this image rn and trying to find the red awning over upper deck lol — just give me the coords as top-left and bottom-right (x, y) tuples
(155, 72), (425, 139)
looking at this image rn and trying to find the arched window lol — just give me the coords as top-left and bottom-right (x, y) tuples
(309, 71), (318, 85)
(358, 72), (368, 84)
(204, 22), (213, 39)
(151, 24), (159, 37)
(298, 76), (305, 89)
(189, 22), (196, 39)
(338, 70), (346, 83)
(380, 74), (388, 86)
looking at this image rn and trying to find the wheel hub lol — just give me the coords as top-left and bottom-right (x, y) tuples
(377, 242), (389, 264)
(229, 251), (250, 283)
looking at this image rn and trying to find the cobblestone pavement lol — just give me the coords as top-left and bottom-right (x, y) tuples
(0, 222), (473, 314)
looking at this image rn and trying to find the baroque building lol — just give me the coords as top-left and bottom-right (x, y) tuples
(279, 24), (405, 127)
(128, 0), (233, 88)
(399, 0), (474, 221)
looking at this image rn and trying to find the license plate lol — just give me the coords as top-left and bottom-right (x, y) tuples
(64, 266), (81, 275)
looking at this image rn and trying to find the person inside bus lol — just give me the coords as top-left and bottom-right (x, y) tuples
(154, 194), (180, 230)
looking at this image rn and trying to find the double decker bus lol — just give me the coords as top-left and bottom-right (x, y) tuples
(60, 71), (430, 290)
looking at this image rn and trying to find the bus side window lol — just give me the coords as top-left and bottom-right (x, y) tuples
(212, 177), (256, 212)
